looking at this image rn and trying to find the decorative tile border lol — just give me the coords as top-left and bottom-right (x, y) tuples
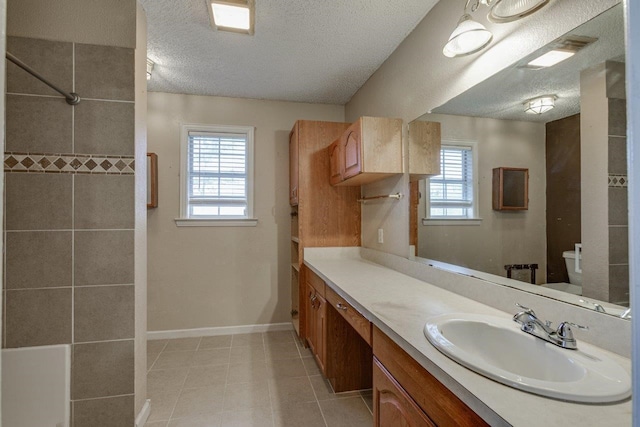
(608, 174), (628, 188)
(4, 152), (135, 175)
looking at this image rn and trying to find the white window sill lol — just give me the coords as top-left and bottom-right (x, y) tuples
(175, 218), (258, 227)
(422, 218), (483, 226)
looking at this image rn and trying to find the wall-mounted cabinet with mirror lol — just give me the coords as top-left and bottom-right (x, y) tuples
(408, 3), (629, 318)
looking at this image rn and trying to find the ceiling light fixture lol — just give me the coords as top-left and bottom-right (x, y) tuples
(524, 36), (597, 69)
(208, 0), (255, 35)
(443, 1), (493, 58)
(146, 58), (155, 81)
(487, 0), (550, 23)
(524, 95), (556, 114)
(527, 49), (575, 68)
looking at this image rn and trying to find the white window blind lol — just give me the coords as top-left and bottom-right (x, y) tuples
(428, 145), (475, 218)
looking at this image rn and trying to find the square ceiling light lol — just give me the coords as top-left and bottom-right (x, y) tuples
(208, 0), (255, 35)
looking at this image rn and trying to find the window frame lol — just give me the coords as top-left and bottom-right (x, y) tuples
(423, 140), (481, 226)
(176, 123), (257, 227)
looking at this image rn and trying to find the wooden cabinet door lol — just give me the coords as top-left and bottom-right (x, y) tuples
(342, 121), (362, 180)
(289, 127), (299, 206)
(305, 282), (317, 353)
(329, 138), (343, 185)
(374, 359), (435, 427)
(315, 293), (327, 372)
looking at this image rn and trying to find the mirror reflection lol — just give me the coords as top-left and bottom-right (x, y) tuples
(410, 4), (629, 318)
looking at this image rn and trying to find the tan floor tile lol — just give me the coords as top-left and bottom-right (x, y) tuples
(147, 390), (180, 422)
(302, 356), (322, 376)
(360, 390), (373, 413)
(229, 345), (266, 364)
(146, 421), (168, 427)
(148, 339), (168, 354)
(167, 413), (221, 427)
(223, 381), (271, 412)
(171, 385), (225, 419)
(299, 346), (315, 358)
(273, 401), (326, 427)
(148, 352), (161, 371)
(183, 365), (229, 388)
(147, 368), (189, 394)
(269, 376), (316, 404)
(152, 351), (196, 370)
(227, 361), (268, 384)
(231, 333), (263, 347)
(266, 357), (307, 379)
(263, 330), (295, 344)
(191, 348), (231, 366)
(220, 407), (273, 427)
(198, 335), (232, 350)
(319, 397), (372, 427)
(265, 342), (300, 360)
(309, 375), (361, 401)
(164, 337), (201, 352)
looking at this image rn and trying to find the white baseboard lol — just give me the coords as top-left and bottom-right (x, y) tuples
(135, 399), (151, 427)
(147, 322), (293, 340)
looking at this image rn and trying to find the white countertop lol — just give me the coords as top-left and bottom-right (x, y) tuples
(304, 247), (632, 427)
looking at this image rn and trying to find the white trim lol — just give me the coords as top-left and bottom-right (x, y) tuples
(174, 218), (258, 227)
(135, 399), (151, 427)
(422, 218), (482, 226)
(426, 140), (480, 219)
(624, 0), (639, 420)
(179, 123), (255, 220)
(147, 322), (293, 340)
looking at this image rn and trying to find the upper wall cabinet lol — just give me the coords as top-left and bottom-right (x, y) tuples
(330, 117), (403, 186)
(408, 120), (441, 181)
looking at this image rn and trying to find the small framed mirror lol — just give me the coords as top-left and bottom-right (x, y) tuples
(492, 167), (528, 210)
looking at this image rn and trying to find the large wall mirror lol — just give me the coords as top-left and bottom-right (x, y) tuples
(409, 3), (629, 319)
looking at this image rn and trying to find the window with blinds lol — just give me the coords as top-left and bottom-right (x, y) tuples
(428, 145), (476, 219)
(180, 125), (254, 221)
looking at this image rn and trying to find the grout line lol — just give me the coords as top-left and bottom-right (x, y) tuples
(74, 337), (135, 345)
(73, 393), (135, 403)
(5, 228), (135, 232)
(4, 92), (135, 104)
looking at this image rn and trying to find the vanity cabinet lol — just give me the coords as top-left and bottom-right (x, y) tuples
(288, 120), (361, 337)
(330, 116), (403, 186)
(373, 326), (488, 427)
(408, 120), (441, 181)
(305, 268), (327, 373)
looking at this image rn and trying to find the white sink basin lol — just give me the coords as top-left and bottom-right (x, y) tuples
(424, 313), (631, 403)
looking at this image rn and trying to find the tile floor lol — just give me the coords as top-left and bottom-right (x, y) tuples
(146, 331), (373, 427)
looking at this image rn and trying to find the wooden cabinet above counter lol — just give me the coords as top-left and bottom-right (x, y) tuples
(330, 116), (403, 186)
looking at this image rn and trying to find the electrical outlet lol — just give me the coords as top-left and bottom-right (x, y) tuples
(377, 228), (384, 244)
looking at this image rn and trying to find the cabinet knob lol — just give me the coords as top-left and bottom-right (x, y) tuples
(336, 302), (348, 311)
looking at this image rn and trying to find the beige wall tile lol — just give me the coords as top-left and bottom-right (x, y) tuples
(74, 285), (134, 342)
(609, 265), (630, 303)
(75, 43), (134, 101)
(608, 187), (628, 226)
(72, 340), (135, 399)
(73, 394), (134, 427)
(608, 136), (627, 174)
(7, 36), (73, 97)
(74, 100), (135, 155)
(74, 175), (134, 229)
(5, 231), (72, 289)
(6, 95), (72, 152)
(74, 230), (134, 286)
(608, 98), (627, 137)
(5, 288), (71, 347)
(5, 173), (72, 230)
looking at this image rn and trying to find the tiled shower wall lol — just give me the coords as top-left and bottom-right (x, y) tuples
(3, 36), (135, 426)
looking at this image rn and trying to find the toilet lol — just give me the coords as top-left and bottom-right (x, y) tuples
(563, 250), (582, 286)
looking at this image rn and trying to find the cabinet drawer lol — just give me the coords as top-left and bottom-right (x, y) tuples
(372, 327), (488, 427)
(326, 286), (372, 345)
(306, 268), (326, 297)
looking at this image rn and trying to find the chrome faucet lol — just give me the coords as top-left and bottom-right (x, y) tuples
(513, 303), (588, 350)
(620, 308), (632, 319)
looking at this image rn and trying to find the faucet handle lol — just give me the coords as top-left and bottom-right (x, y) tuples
(556, 321), (588, 339)
(515, 303), (535, 315)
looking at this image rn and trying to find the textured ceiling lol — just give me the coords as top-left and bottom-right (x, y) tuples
(140, 0), (438, 104)
(429, 4), (624, 123)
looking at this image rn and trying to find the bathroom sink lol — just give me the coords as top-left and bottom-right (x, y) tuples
(424, 313), (631, 403)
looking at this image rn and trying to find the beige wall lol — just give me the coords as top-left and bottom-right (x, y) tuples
(134, 2), (148, 417)
(147, 93), (344, 331)
(345, 0), (619, 257)
(7, 0), (136, 48)
(417, 114), (547, 281)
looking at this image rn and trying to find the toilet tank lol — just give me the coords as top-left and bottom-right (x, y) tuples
(563, 250), (582, 286)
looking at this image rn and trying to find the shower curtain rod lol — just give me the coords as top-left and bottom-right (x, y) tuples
(6, 52), (80, 105)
